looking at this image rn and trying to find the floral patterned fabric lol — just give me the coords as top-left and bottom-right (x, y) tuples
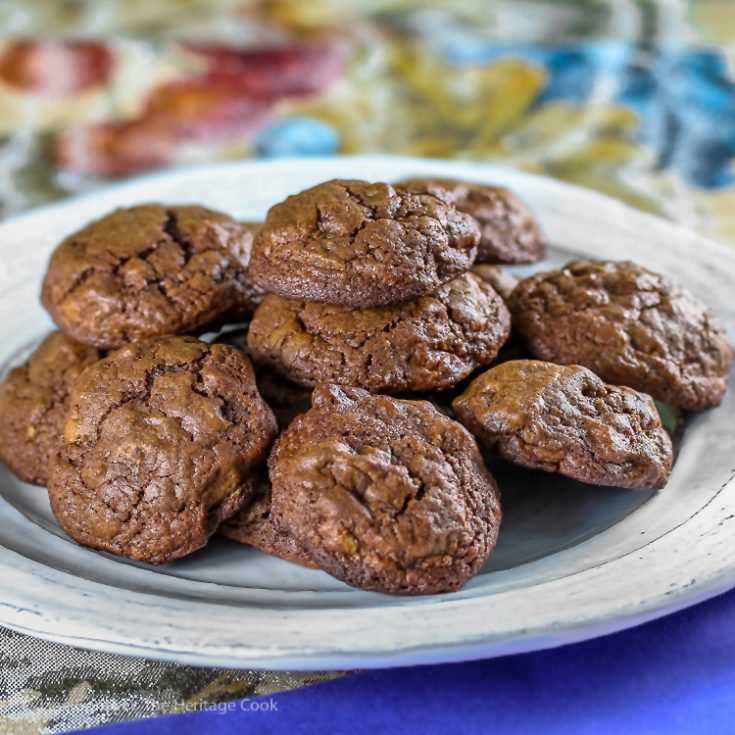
(1, 0), (735, 243)
(0, 628), (341, 734)
(1, 1), (735, 733)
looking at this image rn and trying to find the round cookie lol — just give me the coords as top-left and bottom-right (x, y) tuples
(453, 360), (673, 489)
(509, 260), (733, 410)
(48, 336), (277, 564)
(219, 479), (317, 568)
(400, 177), (546, 264)
(248, 179), (480, 307)
(247, 272), (511, 394)
(42, 204), (262, 349)
(0, 332), (102, 486)
(269, 384), (502, 595)
(472, 264), (520, 301)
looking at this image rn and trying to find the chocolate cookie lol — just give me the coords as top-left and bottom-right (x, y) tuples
(509, 260), (733, 410)
(247, 272), (511, 394)
(472, 264), (520, 301)
(48, 336), (277, 564)
(269, 385), (502, 595)
(248, 179), (480, 307)
(400, 177), (545, 264)
(219, 479), (317, 568)
(0, 332), (102, 486)
(42, 205), (262, 349)
(453, 360), (673, 489)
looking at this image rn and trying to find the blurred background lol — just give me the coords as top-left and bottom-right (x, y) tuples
(2, 0), (735, 245)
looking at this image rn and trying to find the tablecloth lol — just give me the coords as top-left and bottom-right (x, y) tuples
(73, 585), (735, 735)
(1, 1), (734, 733)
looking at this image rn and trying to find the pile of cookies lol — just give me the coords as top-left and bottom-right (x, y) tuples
(0, 177), (732, 597)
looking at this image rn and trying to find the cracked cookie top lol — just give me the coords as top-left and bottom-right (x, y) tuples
(269, 385), (501, 595)
(219, 477), (317, 568)
(509, 260), (733, 410)
(400, 177), (546, 264)
(248, 179), (481, 307)
(246, 272), (511, 394)
(453, 360), (673, 489)
(48, 336), (277, 564)
(41, 204), (262, 349)
(0, 331), (103, 486)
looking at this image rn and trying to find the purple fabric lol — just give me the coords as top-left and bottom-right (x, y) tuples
(78, 587), (735, 735)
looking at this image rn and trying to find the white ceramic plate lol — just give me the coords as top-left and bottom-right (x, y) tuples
(1, 156), (734, 670)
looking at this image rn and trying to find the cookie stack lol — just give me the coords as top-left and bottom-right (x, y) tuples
(245, 179), (520, 394)
(229, 178), (538, 592)
(0, 176), (731, 599)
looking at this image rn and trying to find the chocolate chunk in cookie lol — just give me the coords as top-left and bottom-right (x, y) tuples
(472, 264), (520, 301)
(269, 385), (501, 595)
(400, 178), (546, 264)
(249, 179), (480, 307)
(220, 479), (317, 568)
(0, 332), (102, 486)
(247, 272), (511, 394)
(42, 205), (262, 349)
(509, 260), (732, 410)
(48, 336), (277, 564)
(453, 360), (673, 489)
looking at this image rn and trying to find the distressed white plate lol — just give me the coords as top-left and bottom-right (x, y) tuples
(1, 156), (734, 670)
